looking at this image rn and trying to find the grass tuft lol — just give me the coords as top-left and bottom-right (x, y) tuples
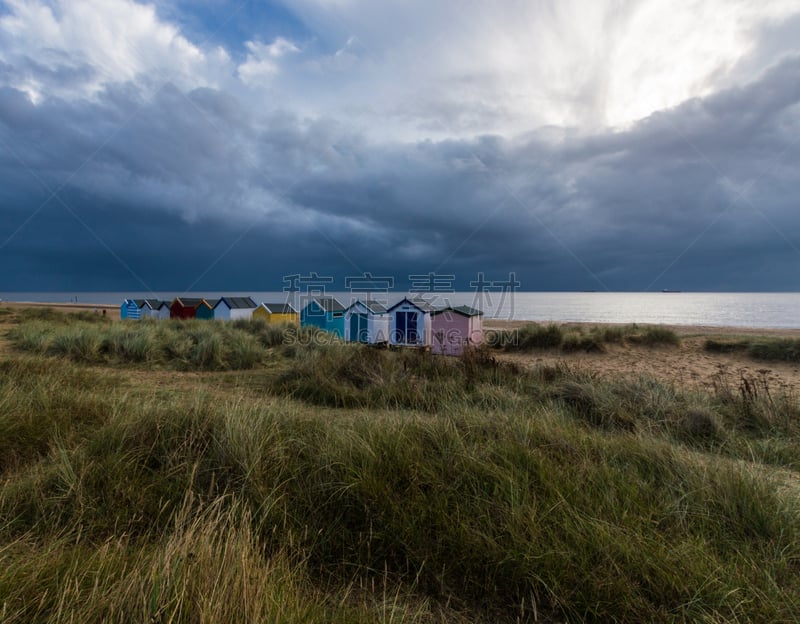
(748, 338), (800, 363)
(704, 338), (751, 353)
(7, 318), (298, 371)
(562, 333), (607, 353)
(626, 326), (681, 346)
(490, 323), (680, 353)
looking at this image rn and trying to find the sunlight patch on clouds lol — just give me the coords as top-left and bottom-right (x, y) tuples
(604, 0), (800, 127)
(281, 0), (800, 135)
(0, 0), (221, 100)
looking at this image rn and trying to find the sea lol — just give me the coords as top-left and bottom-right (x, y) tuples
(2, 291), (799, 329)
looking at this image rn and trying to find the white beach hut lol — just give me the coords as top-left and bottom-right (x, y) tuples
(139, 299), (168, 320)
(344, 300), (390, 344)
(213, 296), (257, 321)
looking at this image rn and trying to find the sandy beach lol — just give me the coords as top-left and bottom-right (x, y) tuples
(1, 301), (120, 318)
(488, 320), (800, 394)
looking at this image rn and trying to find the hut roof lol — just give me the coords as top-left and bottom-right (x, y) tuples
(135, 299), (164, 310)
(364, 300), (388, 314)
(216, 296), (256, 309)
(311, 297), (346, 313)
(261, 303), (297, 314)
(431, 305), (483, 317)
(348, 300), (388, 314)
(388, 297), (438, 313)
(173, 297), (207, 309)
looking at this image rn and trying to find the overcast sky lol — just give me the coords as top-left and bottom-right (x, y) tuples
(1, 0), (800, 292)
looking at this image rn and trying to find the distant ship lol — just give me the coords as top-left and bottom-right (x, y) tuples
(661, 289), (682, 293)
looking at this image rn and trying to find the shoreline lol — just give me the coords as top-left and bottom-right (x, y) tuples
(483, 319), (800, 338)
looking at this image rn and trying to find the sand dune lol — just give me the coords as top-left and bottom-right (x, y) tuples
(486, 321), (800, 393)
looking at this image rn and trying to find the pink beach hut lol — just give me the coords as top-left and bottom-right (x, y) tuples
(430, 305), (484, 356)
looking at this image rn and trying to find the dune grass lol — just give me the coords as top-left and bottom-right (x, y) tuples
(489, 323), (680, 353)
(704, 338), (752, 354)
(748, 338), (800, 363)
(6, 317), (332, 371)
(706, 336), (800, 364)
(1, 315), (800, 622)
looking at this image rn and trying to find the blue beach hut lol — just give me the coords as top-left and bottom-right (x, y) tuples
(300, 297), (346, 338)
(120, 299), (142, 320)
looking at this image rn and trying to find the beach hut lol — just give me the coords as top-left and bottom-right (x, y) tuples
(213, 296), (257, 321)
(387, 297), (436, 347)
(138, 299), (168, 320)
(344, 300), (390, 343)
(197, 299), (216, 320)
(153, 301), (171, 320)
(120, 299), (142, 320)
(252, 303), (299, 324)
(430, 305), (484, 356)
(170, 297), (214, 320)
(300, 297), (346, 337)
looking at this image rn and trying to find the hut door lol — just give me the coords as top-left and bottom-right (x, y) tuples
(357, 314), (369, 342)
(407, 313), (418, 343)
(397, 311), (418, 344)
(351, 313), (368, 342)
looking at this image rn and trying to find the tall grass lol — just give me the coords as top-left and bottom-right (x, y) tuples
(748, 338), (800, 363)
(627, 325), (681, 346)
(489, 323), (680, 352)
(489, 323), (565, 350)
(15, 307), (110, 323)
(273, 346), (472, 410)
(706, 336), (800, 363)
(7, 319), (324, 370)
(704, 338), (751, 354)
(0, 496), (439, 623)
(1, 376), (798, 621)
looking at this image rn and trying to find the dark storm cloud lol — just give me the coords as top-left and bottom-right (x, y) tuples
(3, 47), (800, 291)
(279, 56), (800, 290)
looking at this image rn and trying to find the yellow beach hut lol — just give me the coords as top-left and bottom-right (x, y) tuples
(253, 302), (299, 325)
